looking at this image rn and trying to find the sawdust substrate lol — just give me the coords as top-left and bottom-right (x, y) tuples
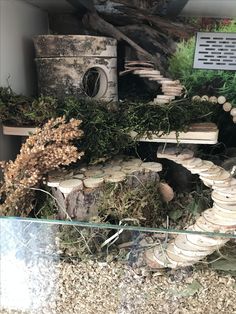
(1, 259), (236, 314)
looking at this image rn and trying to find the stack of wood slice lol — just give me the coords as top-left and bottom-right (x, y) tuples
(121, 61), (185, 103)
(47, 156), (162, 220)
(145, 146), (236, 269)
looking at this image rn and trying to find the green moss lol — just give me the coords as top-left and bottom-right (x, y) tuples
(168, 21), (236, 105)
(0, 88), (221, 162)
(97, 181), (163, 228)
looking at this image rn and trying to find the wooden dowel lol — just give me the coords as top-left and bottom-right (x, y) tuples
(218, 96), (226, 105)
(223, 102), (232, 112)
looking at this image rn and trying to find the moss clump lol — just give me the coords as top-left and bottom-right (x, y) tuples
(0, 88), (221, 162)
(0, 87), (58, 126)
(97, 181), (166, 228)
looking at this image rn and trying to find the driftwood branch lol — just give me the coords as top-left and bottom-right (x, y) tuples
(83, 12), (156, 63)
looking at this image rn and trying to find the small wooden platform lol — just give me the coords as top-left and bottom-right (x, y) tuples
(131, 123), (219, 144)
(3, 123), (219, 145)
(2, 126), (36, 136)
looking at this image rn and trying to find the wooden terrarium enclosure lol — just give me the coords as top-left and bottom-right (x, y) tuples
(1, 0), (236, 273)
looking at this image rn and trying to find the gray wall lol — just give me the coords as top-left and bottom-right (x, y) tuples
(181, 0), (236, 18)
(0, 0), (49, 162)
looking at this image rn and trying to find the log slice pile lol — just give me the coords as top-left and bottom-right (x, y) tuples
(47, 157), (162, 220)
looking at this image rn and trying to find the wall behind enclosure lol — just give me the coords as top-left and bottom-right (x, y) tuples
(0, 0), (48, 162)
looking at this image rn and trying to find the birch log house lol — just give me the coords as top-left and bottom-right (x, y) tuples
(145, 146), (236, 269)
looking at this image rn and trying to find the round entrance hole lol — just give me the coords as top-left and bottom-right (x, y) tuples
(82, 67), (108, 99)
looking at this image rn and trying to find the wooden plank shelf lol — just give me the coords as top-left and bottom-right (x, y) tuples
(130, 123), (219, 145)
(3, 123), (219, 144)
(2, 126), (36, 136)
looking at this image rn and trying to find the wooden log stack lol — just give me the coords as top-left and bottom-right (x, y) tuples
(47, 157), (162, 220)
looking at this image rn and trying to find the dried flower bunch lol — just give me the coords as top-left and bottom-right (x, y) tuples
(0, 116), (84, 216)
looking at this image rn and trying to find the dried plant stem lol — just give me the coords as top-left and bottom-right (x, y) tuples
(0, 117), (84, 216)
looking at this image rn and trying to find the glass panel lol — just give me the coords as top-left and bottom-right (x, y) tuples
(1, 217), (236, 314)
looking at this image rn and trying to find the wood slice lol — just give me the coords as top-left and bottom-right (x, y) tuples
(223, 102), (232, 112)
(192, 95), (201, 101)
(198, 165), (223, 177)
(189, 161), (214, 174)
(47, 170), (74, 187)
(213, 202), (236, 212)
(133, 70), (160, 75)
(173, 241), (213, 258)
(212, 191), (236, 205)
(166, 243), (198, 263)
(103, 166), (122, 174)
(139, 74), (163, 79)
(200, 169), (230, 181)
(148, 77), (164, 81)
(212, 178), (236, 188)
(155, 95), (175, 100)
(162, 80), (180, 86)
(209, 96), (218, 103)
(174, 234), (216, 253)
(84, 169), (104, 177)
(195, 216), (226, 233)
(201, 95), (209, 101)
(122, 167), (140, 174)
(213, 186), (236, 197)
(145, 248), (171, 268)
(164, 92), (182, 96)
(203, 208), (236, 226)
(153, 99), (172, 104)
(158, 79), (175, 83)
(121, 159), (142, 167)
(162, 89), (183, 94)
(218, 96), (227, 105)
(141, 162), (162, 172)
(105, 171), (126, 183)
(162, 85), (183, 90)
(83, 177), (104, 188)
(181, 158), (203, 168)
(59, 179), (83, 194)
(214, 208), (236, 219)
(73, 173), (85, 180)
(230, 108), (236, 116)
(186, 227), (227, 247)
(47, 179), (61, 188)
(174, 149), (195, 161)
(157, 147), (179, 159)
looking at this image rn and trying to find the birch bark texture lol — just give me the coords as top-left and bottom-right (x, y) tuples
(34, 35), (118, 101)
